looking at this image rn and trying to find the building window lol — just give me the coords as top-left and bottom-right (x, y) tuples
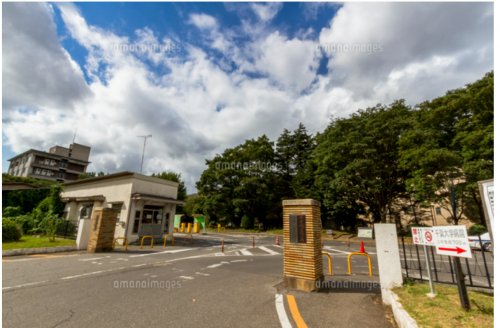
(79, 205), (93, 220)
(435, 207), (441, 216)
(133, 210), (141, 234)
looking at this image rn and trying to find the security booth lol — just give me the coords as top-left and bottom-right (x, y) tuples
(61, 172), (184, 249)
(282, 199), (324, 292)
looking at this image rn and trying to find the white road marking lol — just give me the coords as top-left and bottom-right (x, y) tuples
(133, 264), (147, 267)
(207, 261), (230, 269)
(195, 272), (210, 276)
(79, 256), (111, 262)
(61, 270), (112, 280)
(3, 280), (48, 290)
(230, 259), (248, 263)
(259, 246), (280, 255)
(275, 294), (293, 328)
(129, 248), (197, 258)
(240, 249), (253, 256)
(179, 276), (194, 280)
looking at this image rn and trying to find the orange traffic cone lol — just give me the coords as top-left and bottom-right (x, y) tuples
(359, 241), (366, 253)
(275, 236), (280, 245)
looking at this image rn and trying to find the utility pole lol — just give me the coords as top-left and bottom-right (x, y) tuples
(138, 135), (152, 173)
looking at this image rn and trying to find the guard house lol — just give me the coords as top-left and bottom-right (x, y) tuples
(61, 172), (184, 246)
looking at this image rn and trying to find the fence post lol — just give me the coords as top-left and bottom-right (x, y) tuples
(401, 237), (409, 278)
(478, 235), (492, 288)
(464, 258), (474, 287)
(448, 257), (455, 284)
(430, 246), (439, 282)
(415, 243), (423, 280)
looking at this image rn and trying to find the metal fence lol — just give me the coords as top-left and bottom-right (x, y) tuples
(399, 237), (494, 289)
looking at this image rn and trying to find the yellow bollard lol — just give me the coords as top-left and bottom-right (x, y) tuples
(163, 234), (170, 248)
(217, 223), (221, 233)
(140, 235), (154, 249)
(187, 223), (192, 234)
(193, 223), (200, 233)
(180, 223), (186, 233)
(322, 251), (333, 276)
(347, 252), (373, 277)
(113, 237), (128, 252)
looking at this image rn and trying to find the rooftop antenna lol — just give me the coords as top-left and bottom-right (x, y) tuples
(138, 134), (152, 174)
(72, 128), (78, 144)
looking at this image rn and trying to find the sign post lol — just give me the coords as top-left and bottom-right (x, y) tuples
(478, 179), (494, 248)
(411, 227), (436, 297)
(433, 225), (472, 311)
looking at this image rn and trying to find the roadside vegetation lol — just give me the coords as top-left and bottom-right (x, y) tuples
(2, 183), (76, 249)
(394, 282), (493, 328)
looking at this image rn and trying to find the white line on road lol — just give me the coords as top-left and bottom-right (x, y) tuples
(129, 248), (197, 258)
(275, 294), (293, 328)
(3, 280), (49, 290)
(61, 270), (112, 280)
(207, 261), (230, 269)
(259, 246), (280, 255)
(195, 272), (210, 276)
(230, 259), (248, 263)
(179, 276), (195, 280)
(79, 256), (111, 262)
(240, 249), (253, 256)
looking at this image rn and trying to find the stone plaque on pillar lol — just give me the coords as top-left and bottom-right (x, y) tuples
(87, 208), (119, 253)
(283, 199), (323, 292)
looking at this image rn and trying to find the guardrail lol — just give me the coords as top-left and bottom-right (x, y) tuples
(322, 251), (333, 276)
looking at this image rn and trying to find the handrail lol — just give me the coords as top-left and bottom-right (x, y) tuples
(322, 251), (333, 276)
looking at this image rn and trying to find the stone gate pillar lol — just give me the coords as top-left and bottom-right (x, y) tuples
(87, 208), (119, 253)
(282, 199), (324, 292)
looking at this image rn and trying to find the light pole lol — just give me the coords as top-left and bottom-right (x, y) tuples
(138, 135), (152, 173)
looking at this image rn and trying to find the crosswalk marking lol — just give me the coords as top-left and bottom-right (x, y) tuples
(259, 246), (280, 255)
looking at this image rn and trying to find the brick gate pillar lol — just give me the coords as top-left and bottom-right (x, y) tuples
(283, 199), (324, 292)
(87, 208), (119, 253)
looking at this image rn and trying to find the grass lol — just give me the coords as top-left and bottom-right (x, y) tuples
(2, 235), (76, 250)
(393, 282), (493, 328)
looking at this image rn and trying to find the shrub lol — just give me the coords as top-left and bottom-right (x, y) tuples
(38, 213), (60, 241)
(8, 214), (36, 235)
(240, 215), (253, 230)
(3, 206), (22, 217)
(469, 224), (488, 236)
(2, 219), (22, 242)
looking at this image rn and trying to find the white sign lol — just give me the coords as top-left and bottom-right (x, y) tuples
(433, 225), (472, 258)
(411, 227), (435, 246)
(357, 227), (373, 239)
(478, 179), (494, 242)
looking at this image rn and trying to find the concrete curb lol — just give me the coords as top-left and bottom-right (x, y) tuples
(381, 288), (419, 328)
(3, 246), (78, 257)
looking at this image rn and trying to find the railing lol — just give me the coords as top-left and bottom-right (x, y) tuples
(399, 236), (494, 289)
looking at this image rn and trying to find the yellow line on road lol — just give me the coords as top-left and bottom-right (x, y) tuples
(286, 294), (308, 328)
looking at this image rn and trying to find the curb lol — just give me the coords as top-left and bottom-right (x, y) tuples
(3, 246), (78, 257)
(381, 288), (419, 328)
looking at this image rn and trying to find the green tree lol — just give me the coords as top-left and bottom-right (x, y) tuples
(313, 100), (413, 225)
(151, 171), (187, 202)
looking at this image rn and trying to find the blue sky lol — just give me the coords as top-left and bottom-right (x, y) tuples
(2, 2), (493, 191)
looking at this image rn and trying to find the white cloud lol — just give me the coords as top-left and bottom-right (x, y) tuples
(250, 3), (283, 22)
(188, 13), (218, 30)
(2, 3), (493, 193)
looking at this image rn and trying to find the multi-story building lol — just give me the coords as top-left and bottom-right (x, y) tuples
(7, 143), (91, 182)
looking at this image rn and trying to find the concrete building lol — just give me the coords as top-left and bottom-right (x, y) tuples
(60, 172), (184, 247)
(7, 143), (91, 182)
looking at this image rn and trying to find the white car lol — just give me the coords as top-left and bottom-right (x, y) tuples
(468, 232), (492, 251)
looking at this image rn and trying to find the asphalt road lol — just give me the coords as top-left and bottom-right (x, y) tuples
(3, 233), (394, 328)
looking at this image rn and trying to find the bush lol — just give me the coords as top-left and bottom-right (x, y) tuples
(240, 215), (253, 230)
(2, 219), (22, 242)
(38, 213), (61, 241)
(8, 214), (36, 235)
(469, 224), (488, 236)
(3, 206), (22, 217)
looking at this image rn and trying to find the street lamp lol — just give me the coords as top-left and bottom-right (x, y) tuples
(138, 135), (152, 173)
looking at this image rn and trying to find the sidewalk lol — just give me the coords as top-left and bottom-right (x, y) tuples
(277, 275), (396, 328)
